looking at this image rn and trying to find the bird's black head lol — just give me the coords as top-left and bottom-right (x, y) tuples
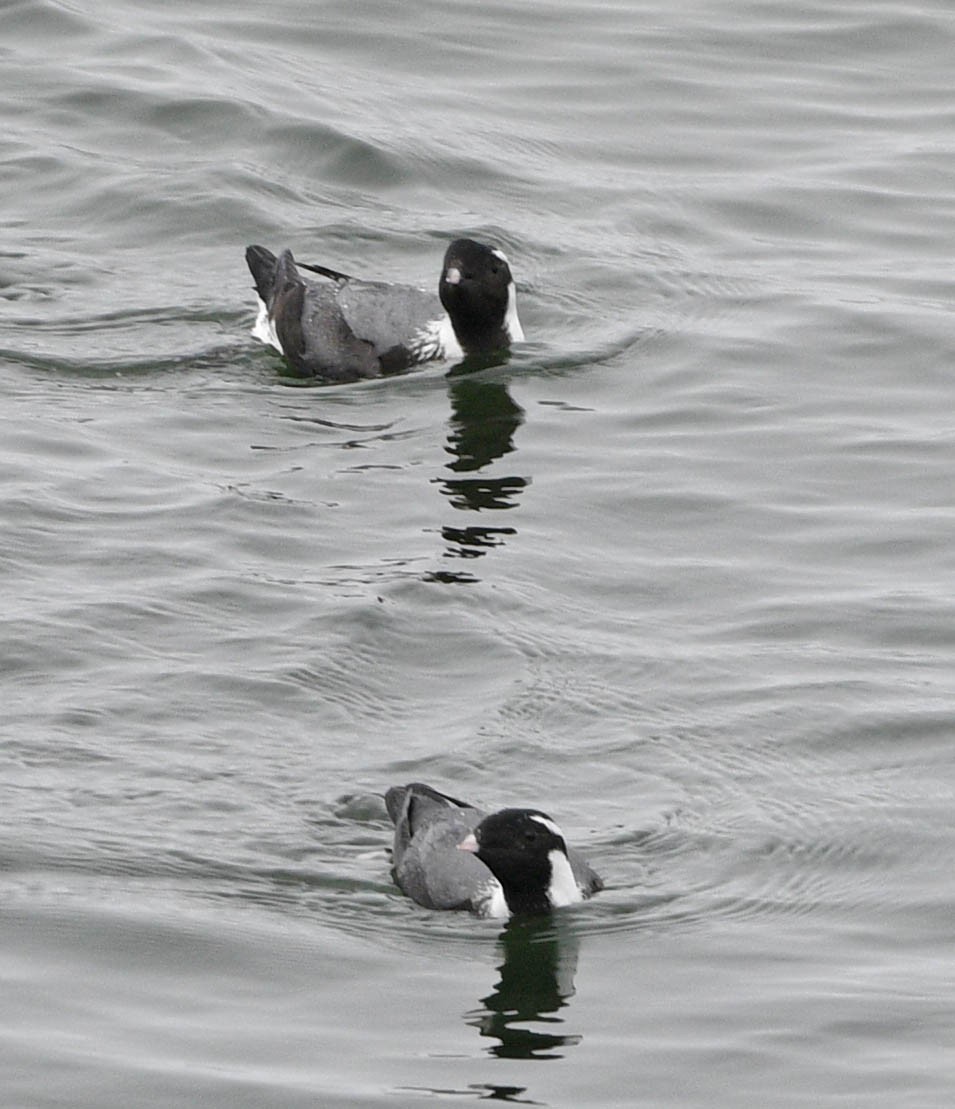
(459, 808), (577, 917)
(439, 238), (518, 353)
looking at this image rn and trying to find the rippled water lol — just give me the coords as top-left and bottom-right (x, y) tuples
(2, 1), (954, 1106)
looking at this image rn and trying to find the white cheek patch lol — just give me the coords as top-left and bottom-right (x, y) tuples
(529, 814), (564, 839)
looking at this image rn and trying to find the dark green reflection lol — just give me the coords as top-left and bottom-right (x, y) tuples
(445, 375), (524, 473)
(467, 916), (582, 1060)
(433, 371), (527, 577)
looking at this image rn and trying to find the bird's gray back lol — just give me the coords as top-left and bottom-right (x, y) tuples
(387, 784), (496, 911)
(296, 283), (380, 380)
(394, 808), (496, 910)
(336, 281), (444, 354)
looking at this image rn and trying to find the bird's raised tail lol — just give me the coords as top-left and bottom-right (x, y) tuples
(246, 244), (278, 302)
(384, 782), (473, 828)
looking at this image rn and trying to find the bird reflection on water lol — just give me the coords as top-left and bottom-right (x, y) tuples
(397, 916), (579, 1103)
(428, 368), (526, 583)
(467, 915), (583, 1060)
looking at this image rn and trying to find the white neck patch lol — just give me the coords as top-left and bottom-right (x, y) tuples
(503, 280), (524, 343)
(546, 848), (583, 908)
(489, 248), (524, 343)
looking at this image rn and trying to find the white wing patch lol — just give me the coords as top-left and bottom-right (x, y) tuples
(474, 878), (510, 919)
(408, 314), (464, 363)
(252, 294), (283, 354)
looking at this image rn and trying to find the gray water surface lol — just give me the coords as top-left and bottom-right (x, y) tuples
(2, 1), (954, 1106)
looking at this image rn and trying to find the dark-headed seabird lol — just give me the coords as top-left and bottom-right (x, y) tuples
(245, 238), (524, 381)
(385, 782), (602, 919)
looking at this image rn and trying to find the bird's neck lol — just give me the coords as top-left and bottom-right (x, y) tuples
(450, 316), (508, 354)
(502, 885), (554, 917)
(500, 850), (581, 916)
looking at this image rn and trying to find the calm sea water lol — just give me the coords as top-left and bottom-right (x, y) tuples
(2, 1), (954, 1105)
